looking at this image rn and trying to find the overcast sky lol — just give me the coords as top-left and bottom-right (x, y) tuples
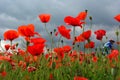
(0, 0), (120, 49)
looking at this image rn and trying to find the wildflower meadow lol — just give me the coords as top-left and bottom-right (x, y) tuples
(0, 10), (120, 80)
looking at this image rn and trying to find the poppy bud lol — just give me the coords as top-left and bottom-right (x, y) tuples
(50, 32), (52, 35)
(89, 16), (92, 20)
(26, 41), (30, 46)
(87, 39), (91, 43)
(74, 37), (77, 41)
(61, 40), (63, 43)
(54, 29), (56, 32)
(72, 42), (75, 45)
(85, 10), (88, 13)
(115, 31), (119, 36)
(47, 49), (50, 51)
(95, 48), (97, 51)
(77, 45), (79, 48)
(16, 43), (19, 47)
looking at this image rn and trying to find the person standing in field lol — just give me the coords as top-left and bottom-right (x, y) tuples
(103, 39), (115, 55)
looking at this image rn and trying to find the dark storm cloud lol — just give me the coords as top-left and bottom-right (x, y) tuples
(0, 0), (120, 23)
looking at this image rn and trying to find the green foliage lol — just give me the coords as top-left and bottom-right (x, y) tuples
(0, 51), (120, 80)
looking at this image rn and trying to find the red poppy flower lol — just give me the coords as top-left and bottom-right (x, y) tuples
(27, 66), (36, 72)
(18, 24), (35, 38)
(54, 47), (64, 59)
(58, 25), (71, 39)
(45, 53), (52, 59)
(74, 76), (88, 80)
(55, 32), (59, 36)
(94, 29), (106, 40)
(0, 56), (11, 61)
(49, 73), (53, 80)
(92, 56), (98, 63)
(28, 44), (44, 56)
(76, 11), (87, 21)
(74, 30), (91, 43)
(114, 14), (120, 22)
(74, 34), (85, 43)
(30, 38), (46, 45)
(18, 61), (26, 69)
(4, 30), (19, 41)
(38, 14), (51, 23)
(69, 50), (78, 57)
(18, 48), (26, 56)
(107, 49), (119, 61)
(1, 71), (7, 77)
(4, 44), (10, 51)
(84, 41), (95, 48)
(62, 45), (72, 53)
(82, 30), (91, 40)
(54, 47), (63, 54)
(64, 16), (84, 27)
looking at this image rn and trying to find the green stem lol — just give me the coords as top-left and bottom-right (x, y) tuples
(73, 27), (75, 39)
(58, 36), (62, 47)
(82, 26), (85, 53)
(10, 40), (14, 54)
(0, 39), (5, 52)
(44, 23), (53, 51)
(79, 42), (81, 52)
(10, 41), (12, 49)
(25, 40), (29, 54)
(117, 35), (119, 49)
(52, 35), (55, 47)
(118, 25), (120, 52)
(73, 27), (76, 50)
(90, 20), (92, 30)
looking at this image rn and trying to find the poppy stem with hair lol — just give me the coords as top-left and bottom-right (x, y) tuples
(44, 23), (53, 52)
(73, 27), (76, 39)
(82, 26), (86, 53)
(10, 41), (12, 49)
(0, 39), (5, 52)
(89, 16), (93, 30)
(73, 27), (76, 50)
(118, 25), (120, 52)
(26, 41), (29, 54)
(10, 40), (15, 54)
(58, 35), (62, 47)
(117, 25), (120, 52)
(115, 26), (120, 51)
